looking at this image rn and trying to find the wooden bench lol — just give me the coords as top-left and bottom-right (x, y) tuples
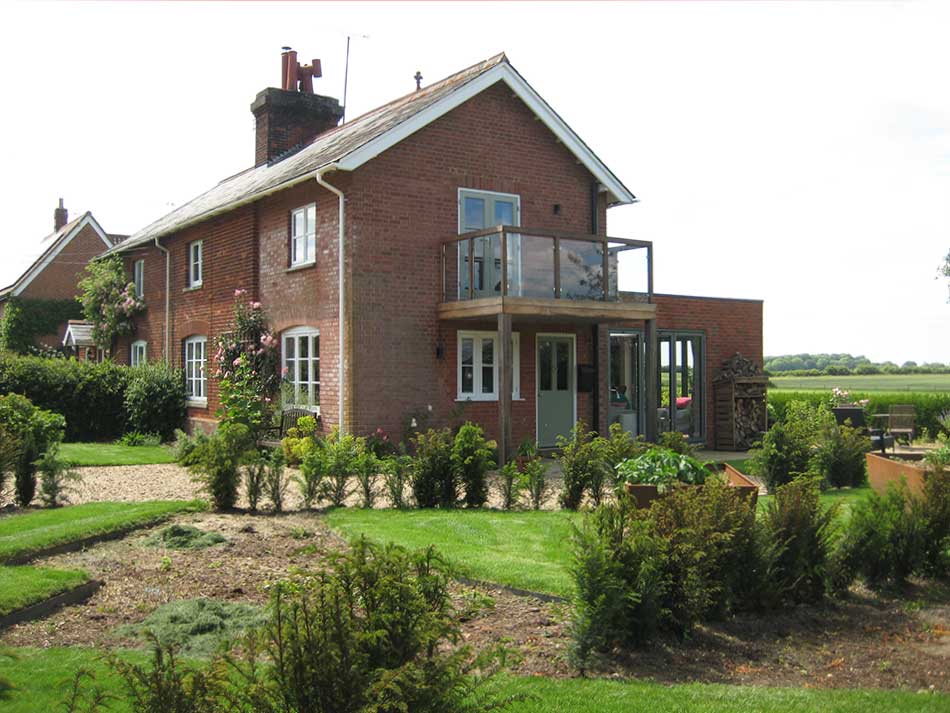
(258, 408), (314, 447)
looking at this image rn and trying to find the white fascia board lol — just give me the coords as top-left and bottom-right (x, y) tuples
(13, 213), (113, 297)
(334, 63), (637, 206)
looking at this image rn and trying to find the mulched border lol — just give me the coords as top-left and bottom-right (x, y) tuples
(0, 580), (102, 629)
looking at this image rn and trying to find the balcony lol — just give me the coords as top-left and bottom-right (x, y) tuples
(439, 226), (656, 323)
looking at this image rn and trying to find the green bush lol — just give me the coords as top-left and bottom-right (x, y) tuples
(921, 467), (950, 577)
(601, 422), (646, 470)
(411, 428), (456, 508)
(839, 483), (926, 587)
(381, 453), (411, 509)
(297, 445), (328, 510)
(761, 477), (839, 603)
(35, 444), (81, 508)
(0, 423), (21, 506)
(322, 428), (363, 507)
(280, 415), (319, 466)
(750, 400), (832, 491)
(656, 430), (698, 456)
(497, 461), (522, 510)
(812, 422), (870, 488)
(614, 447), (709, 494)
(520, 457), (547, 510)
(0, 297), (83, 354)
(118, 431), (163, 447)
(243, 453), (267, 512)
(354, 450), (379, 509)
(182, 422), (254, 510)
(451, 422), (495, 508)
(557, 421), (609, 510)
(0, 393), (65, 506)
(124, 363), (187, 441)
(263, 449), (288, 513)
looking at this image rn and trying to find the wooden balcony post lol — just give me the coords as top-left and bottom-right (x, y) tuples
(498, 312), (513, 465)
(644, 317), (658, 442)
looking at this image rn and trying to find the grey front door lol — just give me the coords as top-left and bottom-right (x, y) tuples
(537, 336), (575, 447)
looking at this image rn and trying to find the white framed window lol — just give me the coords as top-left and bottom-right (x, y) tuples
(457, 188), (521, 298)
(457, 330), (520, 401)
(290, 203), (317, 266)
(131, 340), (147, 367)
(133, 260), (145, 298)
(184, 336), (207, 405)
(96, 347), (106, 363)
(188, 241), (203, 287)
(282, 327), (320, 411)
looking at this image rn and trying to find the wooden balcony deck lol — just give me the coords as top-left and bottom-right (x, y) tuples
(437, 295), (657, 323)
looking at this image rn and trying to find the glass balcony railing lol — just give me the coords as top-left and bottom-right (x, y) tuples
(441, 226), (653, 304)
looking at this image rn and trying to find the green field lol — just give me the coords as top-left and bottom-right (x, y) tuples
(770, 374), (950, 392)
(2, 648), (947, 713)
(58, 442), (176, 467)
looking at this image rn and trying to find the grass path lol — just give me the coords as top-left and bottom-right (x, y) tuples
(2, 648), (947, 713)
(0, 501), (203, 563)
(59, 443), (176, 467)
(326, 509), (578, 597)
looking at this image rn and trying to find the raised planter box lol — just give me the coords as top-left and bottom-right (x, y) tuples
(624, 465), (759, 510)
(866, 451), (928, 497)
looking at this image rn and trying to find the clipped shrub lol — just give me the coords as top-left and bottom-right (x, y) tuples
(411, 428), (456, 508)
(124, 363), (187, 441)
(761, 477), (839, 602)
(183, 422), (254, 510)
(615, 447), (708, 494)
(497, 461), (522, 511)
(557, 421), (608, 510)
(521, 457), (547, 510)
(451, 422), (495, 508)
(35, 444), (81, 508)
(297, 446), (328, 510)
(322, 428), (362, 507)
(839, 483), (926, 587)
(0, 392), (66, 507)
(382, 453), (412, 509)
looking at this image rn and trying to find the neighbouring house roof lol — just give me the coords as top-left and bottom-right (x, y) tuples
(0, 212), (113, 301)
(108, 53), (636, 256)
(62, 320), (96, 347)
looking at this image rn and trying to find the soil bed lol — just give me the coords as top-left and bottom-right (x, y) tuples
(1, 510), (948, 693)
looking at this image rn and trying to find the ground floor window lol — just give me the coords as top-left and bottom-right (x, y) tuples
(282, 327), (320, 411)
(457, 330), (520, 401)
(131, 340), (147, 367)
(184, 336), (207, 405)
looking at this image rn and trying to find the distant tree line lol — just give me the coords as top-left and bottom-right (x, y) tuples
(764, 353), (950, 376)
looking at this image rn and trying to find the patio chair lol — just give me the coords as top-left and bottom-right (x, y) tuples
(258, 408), (313, 446)
(888, 404), (916, 444)
(832, 405), (894, 452)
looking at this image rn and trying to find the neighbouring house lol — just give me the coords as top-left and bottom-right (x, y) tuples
(0, 200), (121, 354)
(105, 50), (762, 452)
(62, 320), (105, 362)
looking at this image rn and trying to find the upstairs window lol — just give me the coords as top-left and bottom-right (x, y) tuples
(291, 204), (317, 266)
(133, 260), (145, 298)
(188, 241), (203, 287)
(457, 330), (520, 401)
(184, 336), (207, 404)
(282, 327), (320, 411)
(131, 340), (147, 366)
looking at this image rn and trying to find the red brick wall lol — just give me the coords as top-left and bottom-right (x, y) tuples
(344, 80), (605, 442)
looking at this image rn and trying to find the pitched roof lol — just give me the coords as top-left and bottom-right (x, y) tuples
(109, 53), (635, 255)
(62, 320), (95, 347)
(0, 212), (113, 300)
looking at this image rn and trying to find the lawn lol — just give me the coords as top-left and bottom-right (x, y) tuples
(0, 566), (89, 616)
(58, 442), (176, 467)
(0, 501), (203, 563)
(326, 509), (579, 598)
(757, 485), (873, 522)
(2, 648), (947, 713)
(770, 374), (950, 392)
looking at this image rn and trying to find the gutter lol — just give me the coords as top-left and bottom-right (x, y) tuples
(153, 237), (170, 361)
(314, 165), (347, 434)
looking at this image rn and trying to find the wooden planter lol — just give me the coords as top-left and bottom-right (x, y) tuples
(624, 465), (759, 510)
(866, 452), (928, 497)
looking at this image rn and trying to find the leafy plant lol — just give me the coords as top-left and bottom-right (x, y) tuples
(0, 297), (83, 354)
(264, 450), (288, 513)
(297, 446), (328, 510)
(451, 422), (495, 508)
(119, 431), (163, 447)
(35, 444), (81, 508)
(243, 453), (267, 512)
(280, 416), (319, 466)
(381, 453), (412, 509)
(353, 450), (380, 509)
(0, 423), (20, 507)
(411, 428), (456, 508)
(0, 393), (66, 507)
(182, 422), (254, 510)
(78, 255), (145, 347)
(615, 447), (709, 494)
(520, 457), (547, 510)
(812, 422), (870, 488)
(656, 431), (697, 456)
(602, 422), (647, 471)
(497, 461), (522, 511)
(124, 363), (187, 441)
(557, 421), (608, 510)
(322, 428), (362, 507)
(921, 467), (950, 576)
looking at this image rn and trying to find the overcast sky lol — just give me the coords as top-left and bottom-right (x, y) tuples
(1, 1), (947, 363)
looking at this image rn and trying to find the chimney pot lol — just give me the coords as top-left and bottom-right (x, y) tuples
(53, 198), (68, 231)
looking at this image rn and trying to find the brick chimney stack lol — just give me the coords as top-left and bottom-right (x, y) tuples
(251, 48), (344, 167)
(54, 198), (68, 231)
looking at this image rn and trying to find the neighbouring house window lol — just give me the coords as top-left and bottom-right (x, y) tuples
(188, 241), (203, 287)
(184, 336), (207, 404)
(457, 330), (520, 401)
(96, 347), (106, 362)
(282, 327), (320, 411)
(133, 260), (145, 298)
(131, 340), (147, 367)
(290, 203), (317, 266)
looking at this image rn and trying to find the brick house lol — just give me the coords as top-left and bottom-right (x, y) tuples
(106, 51), (762, 453)
(0, 201), (117, 351)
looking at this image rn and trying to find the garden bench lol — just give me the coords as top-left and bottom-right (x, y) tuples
(832, 406), (894, 453)
(887, 404), (916, 444)
(258, 408), (312, 448)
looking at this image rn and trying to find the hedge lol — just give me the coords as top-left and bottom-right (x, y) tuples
(0, 298), (83, 354)
(769, 390), (950, 438)
(0, 353), (185, 441)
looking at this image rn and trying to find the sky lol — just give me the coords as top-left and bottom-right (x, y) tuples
(0, 0), (948, 364)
